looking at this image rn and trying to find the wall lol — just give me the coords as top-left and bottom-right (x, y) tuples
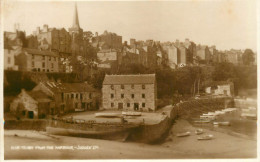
(102, 84), (156, 111)
(4, 119), (47, 131)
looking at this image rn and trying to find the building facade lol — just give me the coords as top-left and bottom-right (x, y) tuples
(10, 89), (54, 119)
(102, 74), (157, 111)
(92, 30), (122, 50)
(32, 82), (100, 114)
(16, 48), (59, 72)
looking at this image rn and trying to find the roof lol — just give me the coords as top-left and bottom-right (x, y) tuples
(103, 74), (156, 85)
(41, 82), (97, 93)
(27, 90), (53, 102)
(23, 48), (58, 57)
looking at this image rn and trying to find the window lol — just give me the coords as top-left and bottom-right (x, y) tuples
(7, 57), (11, 64)
(71, 94), (74, 98)
(121, 85), (124, 89)
(142, 85), (145, 89)
(76, 93), (78, 98)
(67, 94), (69, 99)
(49, 56), (51, 61)
(127, 103), (130, 107)
(142, 94), (145, 98)
(131, 84), (134, 89)
(42, 56), (45, 60)
(89, 93), (92, 99)
(142, 103), (145, 107)
(32, 55), (34, 59)
(80, 93), (83, 100)
(111, 103), (114, 107)
(111, 94), (114, 98)
(121, 94), (124, 98)
(111, 85), (114, 90)
(131, 94), (134, 98)
(42, 62), (45, 68)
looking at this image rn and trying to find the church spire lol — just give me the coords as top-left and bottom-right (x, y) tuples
(72, 2), (80, 29)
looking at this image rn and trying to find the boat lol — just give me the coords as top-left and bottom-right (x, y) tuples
(194, 120), (211, 123)
(197, 134), (213, 140)
(213, 121), (230, 126)
(95, 112), (122, 118)
(122, 111), (142, 116)
(200, 115), (216, 120)
(195, 129), (204, 135)
(176, 131), (191, 137)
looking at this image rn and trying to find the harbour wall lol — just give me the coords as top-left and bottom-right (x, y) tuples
(131, 97), (233, 143)
(4, 119), (47, 131)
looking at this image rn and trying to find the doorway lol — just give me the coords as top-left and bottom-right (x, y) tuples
(118, 103), (123, 110)
(134, 103), (139, 111)
(28, 111), (34, 119)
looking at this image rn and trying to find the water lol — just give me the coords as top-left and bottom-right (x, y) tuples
(189, 108), (257, 140)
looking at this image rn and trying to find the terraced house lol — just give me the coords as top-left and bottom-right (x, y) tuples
(32, 82), (100, 114)
(102, 74), (157, 111)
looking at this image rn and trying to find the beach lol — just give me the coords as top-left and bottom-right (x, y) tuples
(4, 118), (257, 159)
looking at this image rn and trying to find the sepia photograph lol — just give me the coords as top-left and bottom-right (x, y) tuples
(1, 0), (258, 161)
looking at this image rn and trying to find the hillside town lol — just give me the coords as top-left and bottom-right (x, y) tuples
(3, 2), (257, 160)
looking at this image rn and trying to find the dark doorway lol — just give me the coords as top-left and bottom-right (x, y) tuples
(28, 111), (34, 119)
(134, 103), (139, 111)
(118, 103), (123, 110)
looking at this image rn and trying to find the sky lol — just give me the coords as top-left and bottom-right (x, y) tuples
(2, 0), (258, 51)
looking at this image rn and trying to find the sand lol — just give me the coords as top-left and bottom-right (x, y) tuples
(4, 119), (257, 159)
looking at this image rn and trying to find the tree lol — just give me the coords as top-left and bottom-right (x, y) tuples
(242, 49), (255, 65)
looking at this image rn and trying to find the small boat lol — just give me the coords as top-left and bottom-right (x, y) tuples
(194, 120), (211, 123)
(176, 131), (190, 137)
(122, 111), (142, 116)
(195, 129), (204, 135)
(213, 121), (230, 126)
(197, 134), (213, 140)
(95, 113), (122, 118)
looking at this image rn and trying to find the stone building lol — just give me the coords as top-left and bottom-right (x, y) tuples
(4, 44), (19, 70)
(102, 74), (157, 111)
(183, 39), (196, 64)
(196, 45), (211, 63)
(205, 81), (234, 96)
(163, 44), (180, 69)
(225, 49), (243, 65)
(32, 25), (72, 56)
(92, 30), (122, 50)
(10, 89), (54, 119)
(16, 48), (59, 72)
(32, 82), (100, 114)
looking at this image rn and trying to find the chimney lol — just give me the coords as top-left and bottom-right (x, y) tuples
(36, 27), (40, 34)
(43, 24), (48, 32)
(130, 38), (136, 47)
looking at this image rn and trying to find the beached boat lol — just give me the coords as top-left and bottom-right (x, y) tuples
(122, 111), (142, 116)
(176, 131), (191, 137)
(200, 115), (216, 120)
(197, 134), (213, 140)
(213, 121), (230, 126)
(95, 112), (122, 118)
(194, 120), (211, 123)
(195, 129), (204, 135)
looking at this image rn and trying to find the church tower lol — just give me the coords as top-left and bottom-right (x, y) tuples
(69, 2), (83, 56)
